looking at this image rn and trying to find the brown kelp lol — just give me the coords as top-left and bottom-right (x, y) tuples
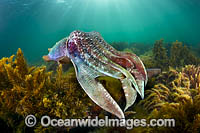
(0, 48), (94, 132)
(152, 39), (169, 70)
(110, 42), (152, 56)
(141, 39), (200, 70)
(123, 43), (152, 56)
(110, 42), (130, 51)
(170, 40), (199, 67)
(138, 65), (200, 133)
(139, 50), (155, 69)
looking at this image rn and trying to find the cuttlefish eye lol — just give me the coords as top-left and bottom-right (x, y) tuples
(67, 40), (77, 54)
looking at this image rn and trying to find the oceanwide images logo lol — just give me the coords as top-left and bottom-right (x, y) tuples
(25, 115), (175, 129)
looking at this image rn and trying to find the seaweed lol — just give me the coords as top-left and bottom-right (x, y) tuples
(152, 39), (169, 70)
(139, 39), (169, 69)
(170, 40), (199, 67)
(0, 48), (133, 132)
(110, 42), (130, 51)
(97, 76), (123, 103)
(0, 48), (94, 132)
(88, 76), (126, 118)
(1, 44), (200, 132)
(142, 39), (200, 70)
(140, 50), (155, 68)
(130, 42), (152, 56)
(110, 42), (152, 56)
(138, 65), (200, 133)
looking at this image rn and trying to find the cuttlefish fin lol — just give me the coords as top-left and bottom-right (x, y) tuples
(48, 48), (51, 52)
(121, 78), (137, 111)
(72, 60), (124, 119)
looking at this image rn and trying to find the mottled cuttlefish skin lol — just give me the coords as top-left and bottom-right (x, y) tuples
(43, 30), (148, 119)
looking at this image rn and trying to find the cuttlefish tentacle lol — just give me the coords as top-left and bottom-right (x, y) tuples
(72, 58), (125, 119)
(121, 78), (137, 111)
(43, 30), (149, 119)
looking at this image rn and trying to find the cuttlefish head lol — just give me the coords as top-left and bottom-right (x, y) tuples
(43, 38), (70, 64)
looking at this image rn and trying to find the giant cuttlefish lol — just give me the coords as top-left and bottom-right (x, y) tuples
(43, 30), (154, 119)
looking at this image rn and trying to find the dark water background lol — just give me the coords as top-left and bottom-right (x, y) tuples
(0, 0), (200, 63)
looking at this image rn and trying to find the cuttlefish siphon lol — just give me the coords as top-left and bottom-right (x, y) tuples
(43, 30), (160, 119)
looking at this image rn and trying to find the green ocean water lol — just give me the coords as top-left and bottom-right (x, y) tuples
(0, 0), (200, 63)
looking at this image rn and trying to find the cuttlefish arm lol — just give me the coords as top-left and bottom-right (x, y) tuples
(88, 32), (146, 111)
(42, 48), (51, 61)
(120, 78), (137, 111)
(43, 55), (70, 64)
(72, 59), (125, 119)
(43, 55), (51, 62)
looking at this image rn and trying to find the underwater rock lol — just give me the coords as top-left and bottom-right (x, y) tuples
(146, 68), (161, 78)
